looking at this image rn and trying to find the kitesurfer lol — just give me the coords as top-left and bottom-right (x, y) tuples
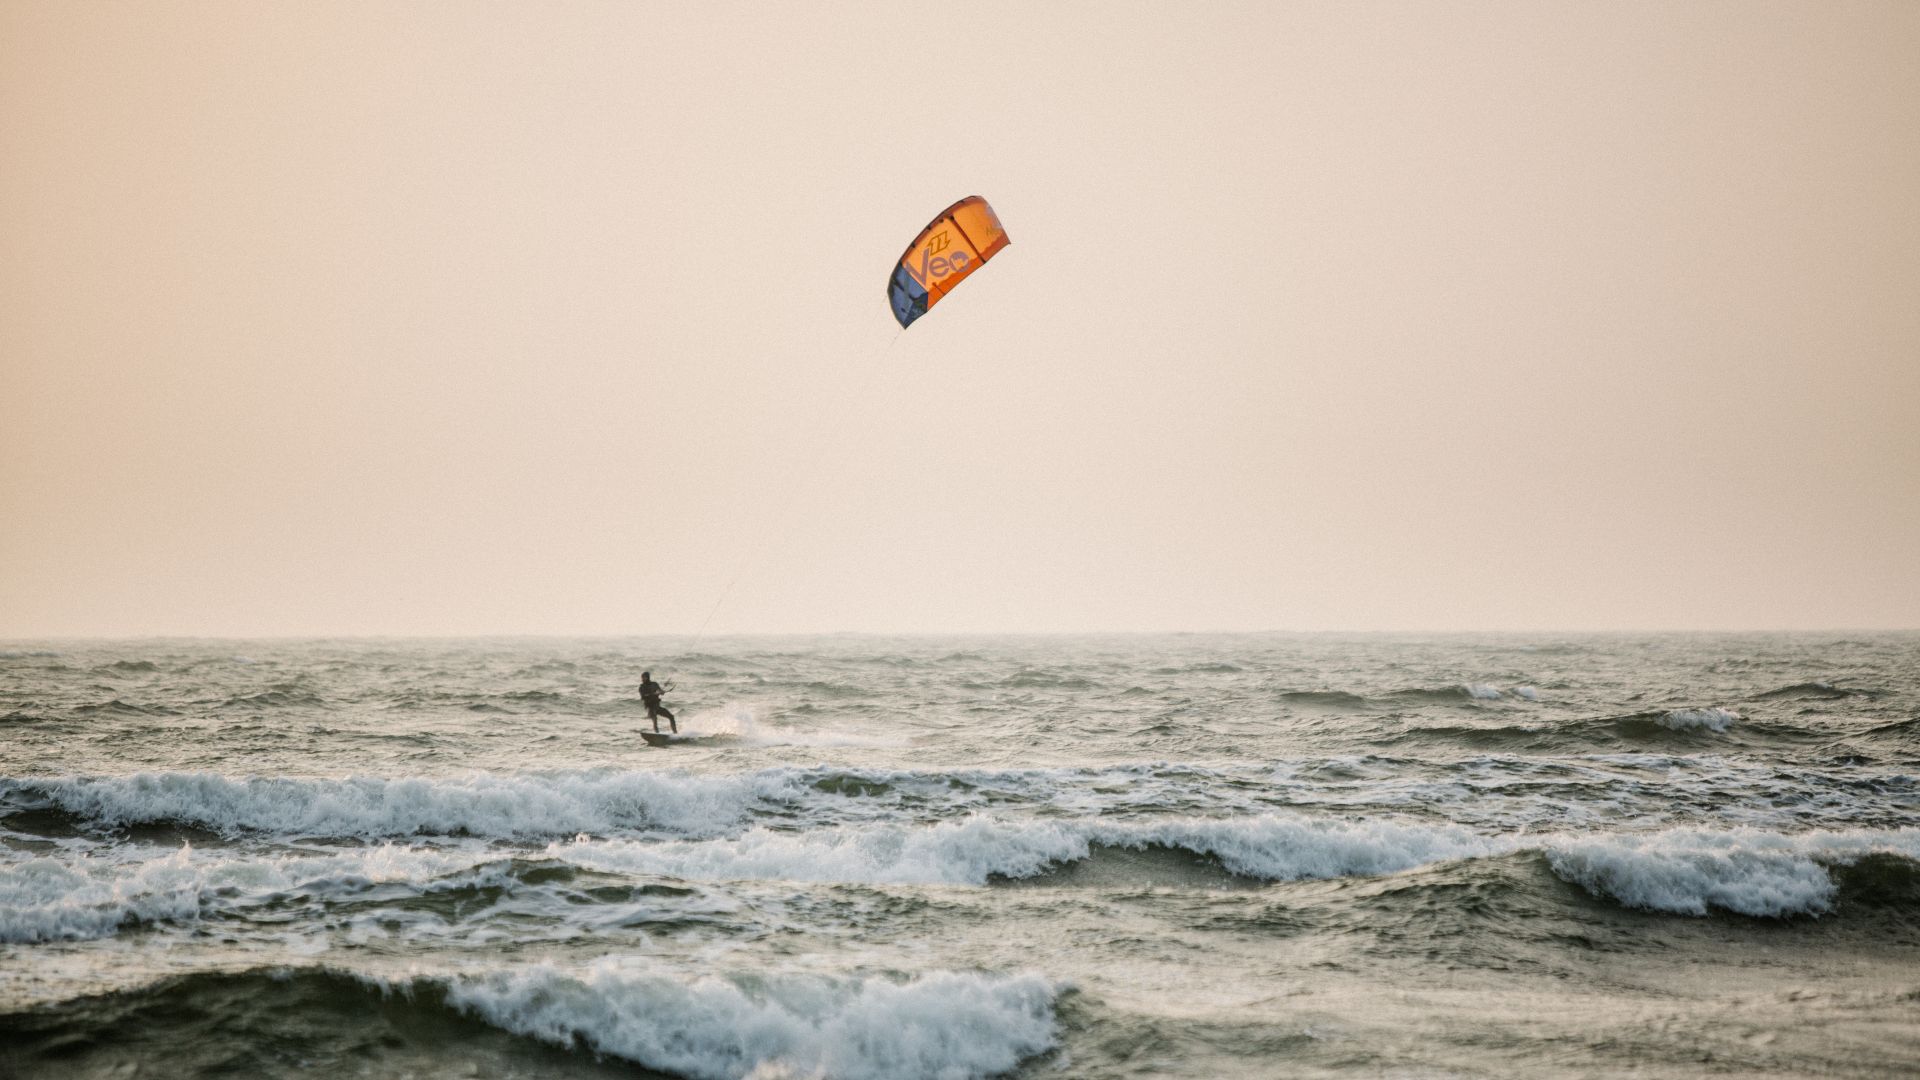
(639, 671), (676, 734)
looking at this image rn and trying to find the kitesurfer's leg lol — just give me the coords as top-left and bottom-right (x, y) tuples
(659, 707), (677, 734)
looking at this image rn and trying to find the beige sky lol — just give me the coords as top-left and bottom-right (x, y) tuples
(3, 1), (1916, 636)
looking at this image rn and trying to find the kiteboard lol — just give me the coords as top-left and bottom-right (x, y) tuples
(641, 731), (694, 747)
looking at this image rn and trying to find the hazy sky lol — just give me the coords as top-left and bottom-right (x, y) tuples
(3, 1), (1917, 636)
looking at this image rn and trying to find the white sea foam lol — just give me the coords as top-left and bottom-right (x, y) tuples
(6, 769), (815, 840)
(1, 764), (1238, 842)
(0, 848), (205, 943)
(0, 843), (473, 943)
(549, 813), (1920, 920)
(1543, 827), (1920, 917)
(1657, 707), (1741, 733)
(441, 958), (1060, 1080)
(1465, 684), (1505, 700)
(688, 701), (907, 748)
(552, 814), (1512, 887)
(9, 812), (1915, 944)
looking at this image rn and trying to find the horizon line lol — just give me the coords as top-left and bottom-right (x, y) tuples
(4, 627), (1917, 643)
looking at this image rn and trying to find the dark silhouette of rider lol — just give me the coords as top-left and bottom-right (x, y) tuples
(639, 671), (676, 734)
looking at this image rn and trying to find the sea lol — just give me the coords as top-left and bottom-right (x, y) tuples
(2, 633), (1916, 1079)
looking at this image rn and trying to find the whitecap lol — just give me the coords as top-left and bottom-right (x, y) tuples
(551, 814), (1512, 887)
(6, 769), (818, 841)
(1544, 826), (1920, 917)
(1658, 707), (1740, 733)
(0, 843), (474, 943)
(443, 958), (1060, 1080)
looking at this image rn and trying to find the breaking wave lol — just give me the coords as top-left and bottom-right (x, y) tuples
(0, 763), (1248, 843)
(0, 843), (474, 944)
(552, 814), (1509, 887)
(0, 963), (1061, 1080)
(1656, 707), (1741, 733)
(7, 815), (1916, 945)
(1, 769), (819, 841)
(553, 817), (1920, 922)
(446, 959), (1060, 1080)
(1544, 827), (1920, 917)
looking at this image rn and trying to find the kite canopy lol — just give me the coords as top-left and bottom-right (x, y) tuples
(887, 196), (1010, 329)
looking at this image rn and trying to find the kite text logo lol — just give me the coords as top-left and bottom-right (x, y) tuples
(909, 232), (970, 286)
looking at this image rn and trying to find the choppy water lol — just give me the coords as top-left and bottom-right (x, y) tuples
(2, 634), (1917, 1078)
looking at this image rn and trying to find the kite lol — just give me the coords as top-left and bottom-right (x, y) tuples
(887, 196), (1010, 329)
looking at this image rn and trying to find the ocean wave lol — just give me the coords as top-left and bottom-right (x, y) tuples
(0, 848), (206, 943)
(1380, 709), (1775, 751)
(1754, 681), (1884, 700)
(445, 958), (1060, 1080)
(795, 679), (874, 698)
(1374, 723), (1556, 751)
(2, 763), (1252, 843)
(1001, 669), (1094, 689)
(74, 699), (175, 716)
(1563, 711), (1749, 743)
(1543, 827), (1920, 917)
(1854, 717), (1920, 744)
(1149, 662), (1243, 675)
(552, 814), (1920, 922)
(0, 842), (764, 945)
(219, 688), (323, 710)
(1006, 842), (1265, 889)
(552, 815), (1507, 887)
(0, 843), (473, 943)
(2, 769), (821, 841)
(503, 689), (566, 702)
(9, 811), (1916, 943)
(1281, 684), (1535, 711)
(1389, 684), (1512, 704)
(1828, 851), (1920, 908)
(1278, 690), (1372, 709)
(1656, 707), (1741, 733)
(0, 963), (1061, 1080)
(10, 753), (1909, 853)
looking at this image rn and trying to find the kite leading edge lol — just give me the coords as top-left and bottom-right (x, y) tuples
(887, 196), (1010, 329)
